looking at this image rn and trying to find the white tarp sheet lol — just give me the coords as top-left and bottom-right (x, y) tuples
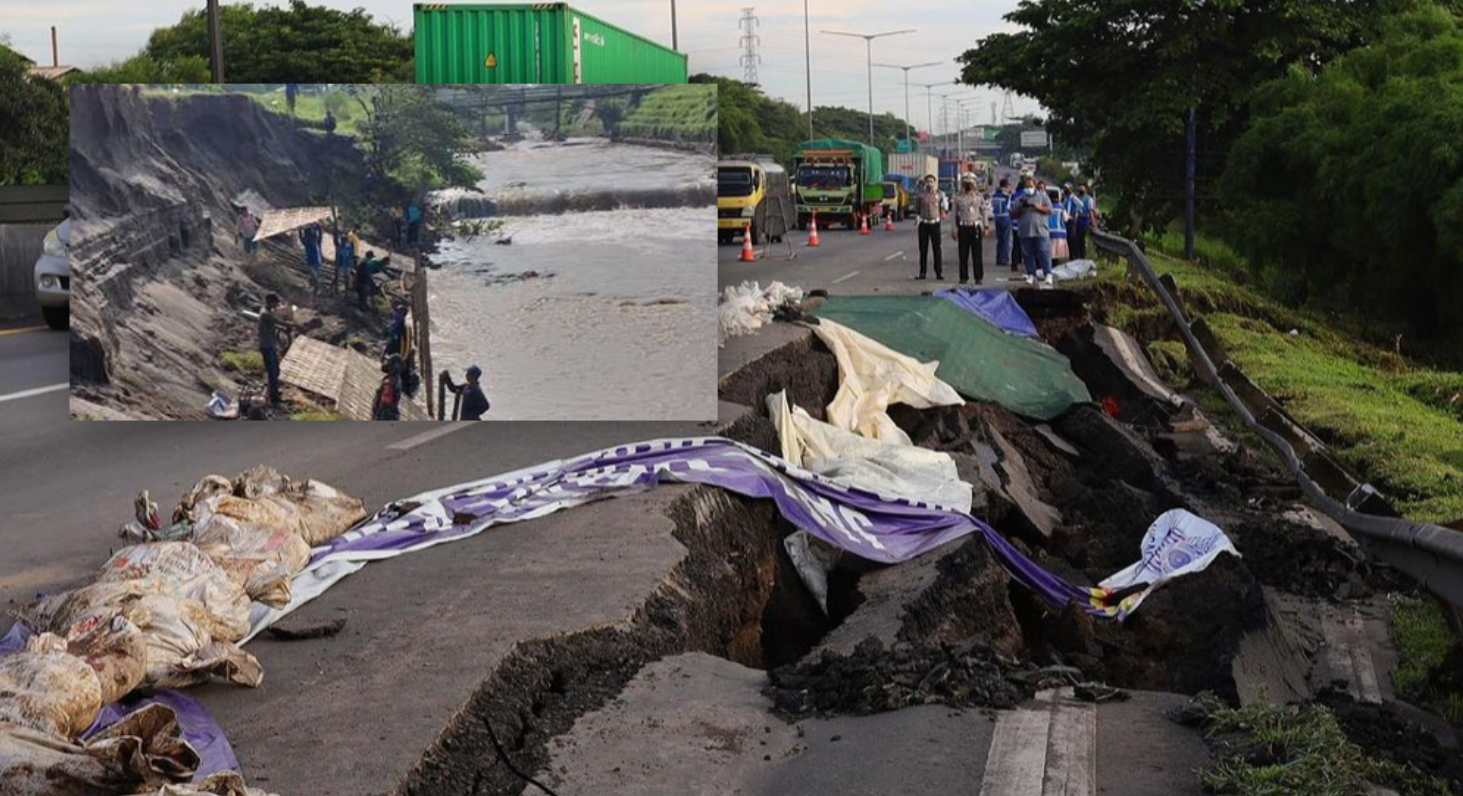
(811, 318), (965, 445)
(1099, 509), (1239, 614)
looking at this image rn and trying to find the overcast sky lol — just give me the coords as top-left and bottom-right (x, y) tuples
(0, 0), (1039, 131)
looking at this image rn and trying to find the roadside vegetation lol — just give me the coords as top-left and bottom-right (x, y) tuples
(1086, 243), (1463, 524)
(1390, 595), (1463, 722)
(1193, 695), (1451, 796)
(68, 0), (412, 83)
(614, 85), (716, 142)
(0, 40), (67, 185)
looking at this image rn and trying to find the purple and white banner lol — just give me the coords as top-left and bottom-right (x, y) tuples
(247, 436), (1124, 638)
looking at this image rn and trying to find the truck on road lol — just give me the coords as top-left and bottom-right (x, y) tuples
(881, 173), (918, 221)
(717, 155), (795, 245)
(792, 139), (884, 230)
(886, 152), (938, 184)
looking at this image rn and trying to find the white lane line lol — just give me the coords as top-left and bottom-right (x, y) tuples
(1044, 695), (1097, 796)
(979, 689), (1097, 796)
(831, 271), (860, 284)
(883, 251), (905, 261)
(0, 383), (68, 404)
(979, 703), (1051, 796)
(386, 423), (473, 450)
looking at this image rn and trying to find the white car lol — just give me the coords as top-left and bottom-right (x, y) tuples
(35, 215), (69, 330)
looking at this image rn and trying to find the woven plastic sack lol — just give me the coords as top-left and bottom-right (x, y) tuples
(189, 514), (312, 609)
(0, 633), (103, 739)
(0, 702), (200, 796)
(230, 466), (366, 547)
(96, 542), (252, 642)
(23, 585), (263, 690)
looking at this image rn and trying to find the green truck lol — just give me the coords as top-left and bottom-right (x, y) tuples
(791, 139), (885, 230)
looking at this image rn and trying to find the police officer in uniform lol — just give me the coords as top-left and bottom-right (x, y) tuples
(913, 174), (947, 280)
(951, 174), (990, 284)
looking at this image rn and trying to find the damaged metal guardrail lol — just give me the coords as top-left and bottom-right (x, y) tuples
(1086, 226), (1463, 610)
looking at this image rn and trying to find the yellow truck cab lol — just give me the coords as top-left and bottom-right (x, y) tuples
(718, 156), (793, 245)
(880, 180), (909, 221)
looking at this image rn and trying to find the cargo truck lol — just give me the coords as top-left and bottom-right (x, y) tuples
(885, 152), (938, 184)
(938, 159), (975, 196)
(717, 155), (795, 245)
(414, 3), (688, 84)
(880, 173), (918, 221)
(791, 139), (885, 230)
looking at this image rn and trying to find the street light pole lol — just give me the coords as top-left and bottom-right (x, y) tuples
(803, 0), (813, 139)
(671, 0), (678, 50)
(207, 0), (224, 83)
(822, 28), (915, 147)
(873, 61), (942, 147)
(914, 81), (953, 152)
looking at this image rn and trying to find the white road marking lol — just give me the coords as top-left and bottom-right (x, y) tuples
(831, 271), (860, 284)
(883, 251), (905, 261)
(386, 423), (473, 450)
(979, 689), (1098, 796)
(0, 383), (68, 404)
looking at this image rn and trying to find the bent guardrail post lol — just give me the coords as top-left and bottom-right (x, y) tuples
(1086, 226), (1463, 610)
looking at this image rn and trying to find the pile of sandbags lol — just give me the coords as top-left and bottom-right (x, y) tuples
(21, 543), (261, 691)
(718, 280), (804, 344)
(174, 468), (366, 609)
(0, 634), (201, 795)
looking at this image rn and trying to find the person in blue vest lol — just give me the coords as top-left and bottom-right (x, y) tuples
(1062, 184), (1080, 255)
(1009, 177), (1030, 274)
(406, 203), (423, 246)
(991, 178), (1013, 270)
(1072, 185), (1097, 259)
(1048, 183), (1070, 272)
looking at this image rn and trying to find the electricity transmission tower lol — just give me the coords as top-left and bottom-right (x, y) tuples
(739, 8), (762, 85)
(1001, 92), (1016, 122)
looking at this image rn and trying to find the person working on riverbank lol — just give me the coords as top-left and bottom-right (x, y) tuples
(460, 365), (489, 420)
(914, 174), (948, 280)
(300, 223), (324, 290)
(951, 174), (990, 284)
(259, 293), (283, 408)
(355, 251), (386, 311)
(236, 209), (259, 256)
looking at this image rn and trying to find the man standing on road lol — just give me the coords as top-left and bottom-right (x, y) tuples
(951, 174), (990, 284)
(991, 178), (1013, 270)
(914, 174), (948, 280)
(259, 293), (284, 408)
(1015, 175), (1053, 286)
(1073, 185), (1097, 259)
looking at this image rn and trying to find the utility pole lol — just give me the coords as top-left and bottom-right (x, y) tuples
(1184, 105), (1197, 259)
(671, 0), (678, 50)
(822, 28), (915, 148)
(803, 0), (813, 139)
(990, 102), (997, 126)
(914, 81), (953, 153)
(207, 0), (225, 83)
(873, 61), (941, 148)
(738, 8), (761, 85)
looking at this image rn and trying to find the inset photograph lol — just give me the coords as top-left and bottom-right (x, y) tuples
(68, 83), (716, 421)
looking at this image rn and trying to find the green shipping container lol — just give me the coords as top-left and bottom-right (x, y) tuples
(414, 3), (689, 84)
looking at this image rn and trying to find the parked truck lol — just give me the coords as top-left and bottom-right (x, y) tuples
(880, 173), (918, 221)
(885, 152), (939, 184)
(791, 139), (885, 230)
(717, 154), (795, 245)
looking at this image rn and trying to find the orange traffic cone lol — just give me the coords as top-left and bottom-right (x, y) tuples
(806, 212), (821, 247)
(739, 223), (757, 262)
(884, 213), (894, 232)
(859, 213), (870, 235)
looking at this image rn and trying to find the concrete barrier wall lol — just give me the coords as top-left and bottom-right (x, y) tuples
(0, 223), (48, 320)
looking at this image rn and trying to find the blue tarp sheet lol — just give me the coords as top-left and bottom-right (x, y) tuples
(933, 288), (1040, 338)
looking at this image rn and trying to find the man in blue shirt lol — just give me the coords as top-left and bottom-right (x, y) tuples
(991, 178), (1013, 270)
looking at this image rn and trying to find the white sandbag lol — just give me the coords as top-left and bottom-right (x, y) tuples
(55, 612), (149, 705)
(718, 280), (804, 344)
(23, 584), (263, 691)
(783, 531), (843, 615)
(153, 770), (281, 796)
(0, 633), (103, 739)
(190, 514), (312, 609)
(96, 542), (253, 642)
(0, 703), (200, 796)
(768, 390), (973, 512)
(810, 318), (965, 445)
(1050, 259), (1096, 281)
(189, 467), (366, 548)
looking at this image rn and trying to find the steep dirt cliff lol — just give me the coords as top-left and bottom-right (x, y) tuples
(69, 86), (366, 418)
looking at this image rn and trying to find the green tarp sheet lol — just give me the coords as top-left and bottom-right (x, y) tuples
(811, 295), (1092, 421)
